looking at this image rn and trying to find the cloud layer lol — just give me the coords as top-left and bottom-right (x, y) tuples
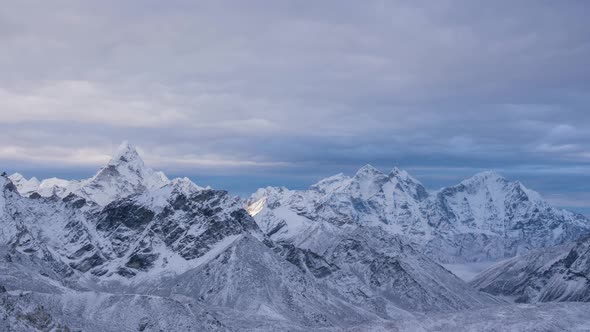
(0, 1), (589, 213)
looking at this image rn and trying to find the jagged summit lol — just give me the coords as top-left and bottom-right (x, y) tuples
(108, 141), (144, 167)
(354, 164), (384, 177)
(463, 170), (506, 183)
(390, 167), (416, 181)
(307, 165), (425, 197)
(8, 173), (41, 196)
(350, 165), (423, 185)
(7, 141), (199, 206)
(8, 172), (25, 181)
(8, 172), (37, 183)
(473, 170), (503, 178)
(74, 142), (174, 205)
(389, 167), (426, 188)
(310, 173), (351, 193)
(453, 170), (544, 205)
(96, 142), (155, 183)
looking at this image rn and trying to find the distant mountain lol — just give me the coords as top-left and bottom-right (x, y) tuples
(9, 141), (172, 206)
(249, 165), (590, 263)
(471, 234), (590, 303)
(0, 143), (504, 331)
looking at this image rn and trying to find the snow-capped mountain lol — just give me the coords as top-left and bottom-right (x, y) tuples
(0, 145), (257, 283)
(249, 165), (590, 263)
(9, 141), (172, 206)
(0, 143), (509, 331)
(74, 141), (172, 206)
(6, 173), (40, 196)
(471, 234), (590, 303)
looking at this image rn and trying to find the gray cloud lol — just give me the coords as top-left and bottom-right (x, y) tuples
(0, 0), (589, 213)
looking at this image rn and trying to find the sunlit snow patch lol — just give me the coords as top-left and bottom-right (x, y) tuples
(246, 196), (266, 216)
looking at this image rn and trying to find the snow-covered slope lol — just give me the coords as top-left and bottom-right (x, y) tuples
(471, 234), (590, 303)
(138, 234), (383, 328)
(1, 175), (253, 282)
(355, 302), (590, 332)
(267, 225), (500, 314)
(249, 165), (590, 263)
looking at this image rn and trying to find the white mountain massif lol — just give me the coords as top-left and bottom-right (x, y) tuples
(1, 142), (589, 331)
(248, 165), (590, 263)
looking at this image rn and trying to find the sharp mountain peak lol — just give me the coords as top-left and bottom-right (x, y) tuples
(107, 141), (145, 167)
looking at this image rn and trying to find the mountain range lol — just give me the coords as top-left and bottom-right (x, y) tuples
(248, 165), (589, 263)
(1, 142), (589, 331)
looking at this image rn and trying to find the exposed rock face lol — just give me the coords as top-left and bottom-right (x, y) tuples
(249, 166), (590, 263)
(471, 234), (590, 303)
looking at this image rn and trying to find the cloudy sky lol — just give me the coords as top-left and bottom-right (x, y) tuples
(1, 1), (589, 214)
